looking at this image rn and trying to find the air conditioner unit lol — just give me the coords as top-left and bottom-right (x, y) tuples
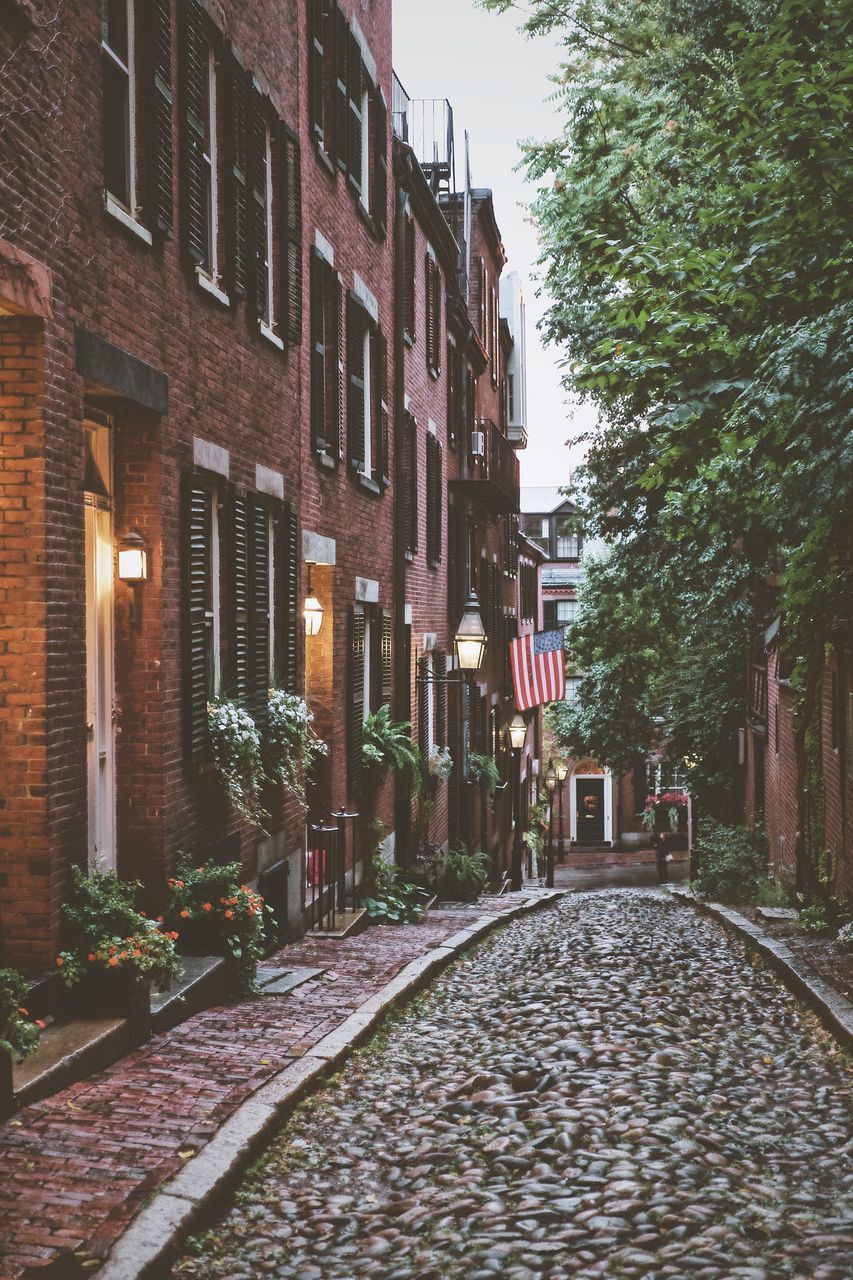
(470, 429), (485, 457)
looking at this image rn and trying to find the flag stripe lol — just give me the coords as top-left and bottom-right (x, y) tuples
(510, 628), (565, 712)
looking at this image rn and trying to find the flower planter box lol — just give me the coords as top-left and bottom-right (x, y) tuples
(71, 972), (151, 1049)
(0, 1050), (14, 1122)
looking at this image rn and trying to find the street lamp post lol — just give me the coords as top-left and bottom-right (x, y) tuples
(508, 714), (526, 891)
(555, 760), (568, 860)
(544, 758), (557, 888)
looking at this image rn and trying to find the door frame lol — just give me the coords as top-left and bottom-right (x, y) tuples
(84, 428), (117, 872)
(570, 769), (613, 845)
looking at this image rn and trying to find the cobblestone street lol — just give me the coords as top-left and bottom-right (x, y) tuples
(173, 891), (853, 1280)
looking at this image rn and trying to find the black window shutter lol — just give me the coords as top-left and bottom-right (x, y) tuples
(178, 0), (206, 264)
(144, 0), (174, 236)
(435, 649), (447, 750)
(333, 4), (348, 170)
(376, 324), (390, 487)
(426, 435), (442, 565)
(346, 30), (363, 194)
(505, 614), (517, 700)
(274, 501), (297, 696)
(478, 257), (486, 339)
(224, 46), (248, 296)
(403, 216), (415, 340)
(347, 292), (365, 470)
(381, 609), (392, 707)
(349, 607), (365, 794)
(310, 250), (326, 452)
(249, 496), (270, 721)
(447, 503), (459, 623)
(228, 487), (250, 704)
(417, 655), (429, 758)
(402, 411), (417, 556)
(308, 0), (324, 142)
(280, 124), (303, 344)
(247, 79), (268, 320)
(434, 440), (443, 564)
(424, 253), (434, 373)
(182, 473), (212, 763)
(373, 91), (387, 235)
(446, 340), (456, 448)
(332, 271), (344, 460)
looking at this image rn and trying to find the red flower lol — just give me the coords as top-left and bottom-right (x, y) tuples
(224, 909), (234, 920)
(108, 957), (118, 967)
(179, 909), (190, 919)
(56, 956), (64, 968)
(203, 902), (212, 912)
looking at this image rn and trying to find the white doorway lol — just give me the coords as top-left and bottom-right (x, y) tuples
(84, 421), (116, 871)
(570, 769), (613, 846)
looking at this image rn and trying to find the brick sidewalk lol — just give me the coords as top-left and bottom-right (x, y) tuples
(0, 896), (535, 1279)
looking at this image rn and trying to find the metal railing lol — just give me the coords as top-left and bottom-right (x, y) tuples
(305, 808), (361, 932)
(391, 73), (455, 195)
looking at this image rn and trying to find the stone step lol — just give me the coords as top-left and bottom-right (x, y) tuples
(13, 1016), (129, 1107)
(150, 955), (228, 1034)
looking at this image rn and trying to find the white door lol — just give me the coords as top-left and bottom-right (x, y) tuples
(85, 498), (116, 870)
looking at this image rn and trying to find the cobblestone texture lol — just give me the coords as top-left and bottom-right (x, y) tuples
(0, 899), (526, 1278)
(173, 890), (853, 1280)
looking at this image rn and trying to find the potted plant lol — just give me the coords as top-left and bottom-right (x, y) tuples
(0, 968), (44, 1121)
(426, 745), (453, 783)
(163, 854), (269, 999)
(467, 752), (501, 809)
(362, 706), (421, 786)
(56, 866), (180, 1047)
(440, 845), (488, 902)
(208, 698), (269, 831)
(264, 688), (328, 811)
(642, 791), (688, 833)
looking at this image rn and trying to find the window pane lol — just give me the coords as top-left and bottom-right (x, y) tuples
(103, 59), (130, 205)
(104, 0), (129, 63)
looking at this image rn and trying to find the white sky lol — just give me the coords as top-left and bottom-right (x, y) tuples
(392, 0), (595, 488)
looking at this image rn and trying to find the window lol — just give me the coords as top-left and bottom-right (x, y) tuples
(103, 0), (172, 238)
(508, 373), (515, 422)
(349, 604), (391, 794)
(248, 105), (277, 334)
(311, 249), (342, 460)
(556, 531), (580, 559)
(520, 561), (537, 621)
(308, 0), (328, 148)
(490, 284), (498, 386)
(426, 432), (442, 565)
(181, 4), (221, 280)
(540, 518), (550, 539)
(347, 293), (389, 488)
(360, 83), (371, 211)
(446, 338), (458, 448)
(556, 599), (578, 625)
(425, 252), (442, 377)
(565, 676), (581, 707)
(102, 0), (134, 209)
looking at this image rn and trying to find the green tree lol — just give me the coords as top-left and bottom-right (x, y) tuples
(488, 0), (853, 843)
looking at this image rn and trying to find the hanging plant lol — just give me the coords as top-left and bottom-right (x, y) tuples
(468, 752), (501, 807)
(642, 791), (688, 832)
(426, 744), (454, 782)
(362, 705), (421, 784)
(265, 688), (328, 811)
(208, 699), (269, 831)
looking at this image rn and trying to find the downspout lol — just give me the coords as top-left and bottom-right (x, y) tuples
(392, 156), (411, 867)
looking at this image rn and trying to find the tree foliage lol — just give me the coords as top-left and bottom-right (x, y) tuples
(488, 0), (853, 815)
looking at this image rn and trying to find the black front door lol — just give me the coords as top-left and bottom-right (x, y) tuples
(576, 778), (605, 844)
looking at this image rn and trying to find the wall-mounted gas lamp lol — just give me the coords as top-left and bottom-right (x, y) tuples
(453, 590), (487, 672)
(304, 562), (324, 636)
(117, 531), (148, 584)
(508, 714), (527, 752)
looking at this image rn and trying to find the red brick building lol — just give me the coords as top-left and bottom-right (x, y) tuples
(0, 0), (534, 977)
(745, 619), (852, 904)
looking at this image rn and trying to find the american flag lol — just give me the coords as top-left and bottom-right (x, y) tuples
(510, 628), (566, 712)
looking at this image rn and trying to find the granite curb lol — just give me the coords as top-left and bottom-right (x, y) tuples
(671, 887), (853, 1052)
(96, 890), (565, 1280)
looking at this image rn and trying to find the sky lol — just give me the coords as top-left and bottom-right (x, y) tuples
(392, 0), (595, 491)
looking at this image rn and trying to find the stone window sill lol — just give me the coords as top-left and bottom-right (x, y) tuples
(104, 192), (153, 246)
(259, 321), (284, 351)
(195, 268), (230, 308)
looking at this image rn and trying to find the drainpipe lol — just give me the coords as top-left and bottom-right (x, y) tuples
(392, 160), (411, 867)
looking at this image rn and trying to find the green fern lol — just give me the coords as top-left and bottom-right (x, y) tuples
(362, 705), (421, 783)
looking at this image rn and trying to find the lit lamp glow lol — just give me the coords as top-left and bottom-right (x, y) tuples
(117, 532), (148, 584)
(453, 591), (487, 672)
(555, 760), (568, 783)
(544, 758), (557, 793)
(508, 714), (527, 752)
(303, 563), (323, 636)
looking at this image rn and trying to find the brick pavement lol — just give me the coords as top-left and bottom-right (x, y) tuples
(0, 898), (534, 1279)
